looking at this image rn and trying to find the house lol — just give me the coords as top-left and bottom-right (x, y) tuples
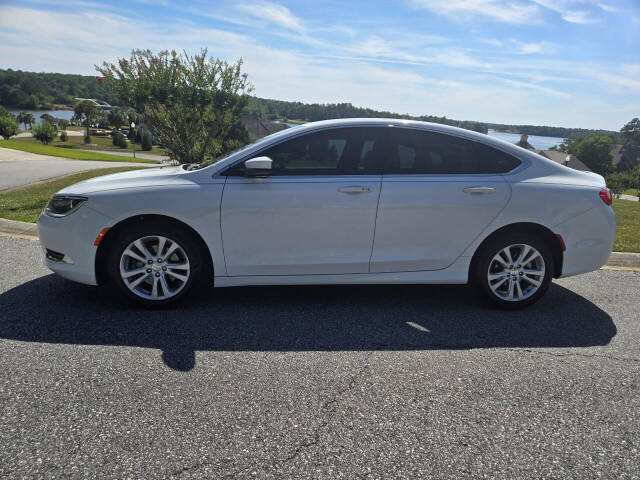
(610, 144), (640, 172)
(517, 134), (591, 172)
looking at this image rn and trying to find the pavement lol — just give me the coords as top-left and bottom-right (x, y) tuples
(618, 193), (639, 202)
(0, 147), (157, 191)
(15, 130), (85, 138)
(0, 234), (639, 479)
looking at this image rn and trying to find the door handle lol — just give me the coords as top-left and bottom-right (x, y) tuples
(338, 186), (371, 194)
(463, 186), (495, 195)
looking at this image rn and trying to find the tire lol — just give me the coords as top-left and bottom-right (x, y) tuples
(106, 221), (205, 307)
(473, 231), (554, 310)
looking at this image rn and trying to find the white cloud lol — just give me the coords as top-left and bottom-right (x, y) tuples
(0, 3), (634, 129)
(234, 1), (304, 32)
(531, 0), (599, 24)
(597, 3), (617, 12)
(407, 0), (541, 24)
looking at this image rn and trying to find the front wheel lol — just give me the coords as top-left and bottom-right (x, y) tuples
(106, 223), (205, 307)
(474, 233), (553, 309)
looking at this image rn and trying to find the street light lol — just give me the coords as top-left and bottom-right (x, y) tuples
(130, 122), (136, 159)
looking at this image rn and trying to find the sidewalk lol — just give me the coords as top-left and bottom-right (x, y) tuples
(1, 216), (638, 270)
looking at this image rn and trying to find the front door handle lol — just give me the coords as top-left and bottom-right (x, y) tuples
(463, 186), (495, 195)
(338, 186), (371, 194)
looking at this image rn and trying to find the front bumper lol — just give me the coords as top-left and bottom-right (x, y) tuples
(37, 206), (113, 286)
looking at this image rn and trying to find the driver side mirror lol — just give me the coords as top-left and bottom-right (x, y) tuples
(244, 156), (272, 176)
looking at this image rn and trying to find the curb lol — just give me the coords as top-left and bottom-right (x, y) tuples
(0, 218), (638, 270)
(0, 218), (38, 237)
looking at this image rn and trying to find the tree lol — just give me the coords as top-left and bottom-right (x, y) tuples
(112, 131), (127, 148)
(16, 111), (29, 129)
(107, 107), (126, 129)
(0, 115), (18, 139)
(60, 130), (68, 142)
(567, 134), (614, 175)
(40, 113), (55, 124)
(620, 118), (640, 147)
(32, 121), (57, 144)
(96, 48), (253, 164)
(56, 118), (69, 130)
(74, 100), (98, 143)
(141, 131), (152, 150)
(24, 113), (35, 129)
(26, 94), (39, 109)
(0, 106), (13, 119)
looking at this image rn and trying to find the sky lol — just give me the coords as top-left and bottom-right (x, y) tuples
(0, 0), (639, 130)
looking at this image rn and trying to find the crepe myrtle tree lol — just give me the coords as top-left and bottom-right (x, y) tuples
(96, 48), (253, 164)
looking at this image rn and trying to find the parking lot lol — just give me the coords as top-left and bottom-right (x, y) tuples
(1, 235), (638, 479)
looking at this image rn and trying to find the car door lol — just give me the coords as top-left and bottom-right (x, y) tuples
(370, 128), (519, 272)
(220, 127), (384, 276)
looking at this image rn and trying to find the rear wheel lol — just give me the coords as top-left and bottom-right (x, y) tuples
(474, 232), (553, 309)
(106, 223), (205, 307)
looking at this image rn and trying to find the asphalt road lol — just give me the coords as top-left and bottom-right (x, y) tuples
(0, 147), (156, 191)
(1, 236), (638, 479)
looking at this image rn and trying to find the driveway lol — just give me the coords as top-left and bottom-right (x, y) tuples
(0, 147), (157, 190)
(0, 235), (638, 479)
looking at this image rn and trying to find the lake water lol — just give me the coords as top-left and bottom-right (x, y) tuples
(8, 109), (75, 126)
(487, 129), (564, 150)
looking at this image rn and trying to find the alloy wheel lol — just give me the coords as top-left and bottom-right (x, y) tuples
(119, 235), (190, 301)
(487, 243), (546, 302)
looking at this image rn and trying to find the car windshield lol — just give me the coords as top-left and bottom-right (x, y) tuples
(210, 124), (304, 166)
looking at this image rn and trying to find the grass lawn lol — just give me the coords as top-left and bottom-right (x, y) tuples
(0, 139), (157, 163)
(9, 134), (167, 156)
(622, 188), (639, 197)
(612, 199), (640, 253)
(0, 167), (145, 223)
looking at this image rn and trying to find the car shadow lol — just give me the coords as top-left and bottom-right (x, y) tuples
(0, 274), (616, 371)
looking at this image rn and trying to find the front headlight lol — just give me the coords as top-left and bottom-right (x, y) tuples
(44, 195), (87, 217)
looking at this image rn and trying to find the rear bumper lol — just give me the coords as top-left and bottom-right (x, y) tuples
(37, 206), (113, 286)
(555, 205), (616, 277)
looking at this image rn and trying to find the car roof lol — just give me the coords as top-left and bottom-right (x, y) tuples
(287, 118), (528, 156)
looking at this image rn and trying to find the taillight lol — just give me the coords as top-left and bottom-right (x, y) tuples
(599, 188), (612, 206)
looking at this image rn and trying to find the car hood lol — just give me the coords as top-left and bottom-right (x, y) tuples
(57, 166), (195, 195)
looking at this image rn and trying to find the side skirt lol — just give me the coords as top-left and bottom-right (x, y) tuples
(214, 256), (471, 288)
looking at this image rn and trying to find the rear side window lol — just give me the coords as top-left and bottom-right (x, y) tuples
(224, 127), (386, 176)
(384, 129), (521, 175)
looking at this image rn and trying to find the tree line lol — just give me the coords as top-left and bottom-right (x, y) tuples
(244, 97), (489, 133)
(487, 123), (617, 140)
(0, 68), (120, 110)
(3, 67), (618, 138)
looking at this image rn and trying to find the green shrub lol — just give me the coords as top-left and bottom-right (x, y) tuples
(606, 171), (638, 197)
(0, 115), (19, 140)
(112, 132), (127, 148)
(33, 121), (57, 144)
(59, 131), (68, 142)
(141, 131), (152, 151)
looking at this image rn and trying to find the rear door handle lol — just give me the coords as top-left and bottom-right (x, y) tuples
(338, 186), (371, 194)
(463, 186), (495, 195)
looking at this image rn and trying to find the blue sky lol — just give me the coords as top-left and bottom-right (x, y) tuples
(0, 0), (638, 129)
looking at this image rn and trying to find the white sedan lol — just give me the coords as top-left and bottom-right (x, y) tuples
(37, 119), (616, 309)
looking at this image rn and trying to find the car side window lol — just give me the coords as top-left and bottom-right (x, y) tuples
(384, 129), (521, 175)
(224, 127), (386, 176)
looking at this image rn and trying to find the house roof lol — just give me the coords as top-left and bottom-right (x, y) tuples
(611, 143), (640, 171)
(538, 150), (591, 172)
